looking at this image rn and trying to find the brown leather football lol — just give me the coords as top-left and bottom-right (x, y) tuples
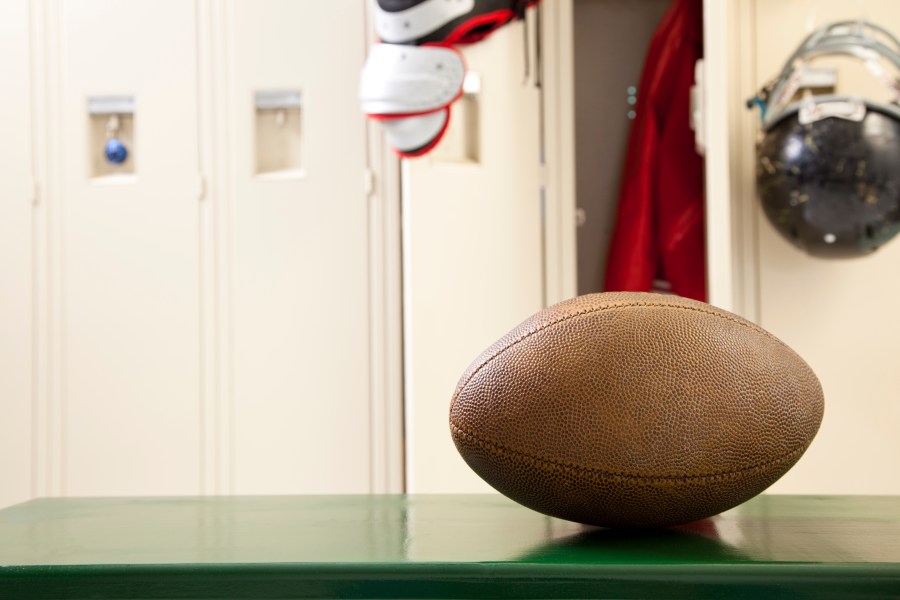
(450, 292), (824, 528)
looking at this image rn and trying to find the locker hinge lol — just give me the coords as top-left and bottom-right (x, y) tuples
(363, 169), (375, 196)
(196, 174), (207, 201)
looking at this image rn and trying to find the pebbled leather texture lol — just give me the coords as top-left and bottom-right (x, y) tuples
(449, 292), (825, 528)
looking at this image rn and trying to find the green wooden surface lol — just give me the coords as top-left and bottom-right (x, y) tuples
(1, 494), (898, 598)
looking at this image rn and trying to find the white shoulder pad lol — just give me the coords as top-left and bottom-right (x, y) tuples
(375, 0), (475, 44)
(360, 44), (465, 116)
(382, 110), (449, 157)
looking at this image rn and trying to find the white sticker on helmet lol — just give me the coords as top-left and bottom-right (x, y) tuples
(799, 97), (867, 124)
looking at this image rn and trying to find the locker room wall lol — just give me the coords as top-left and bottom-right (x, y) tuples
(731, 0), (900, 494)
(0, 0), (403, 508)
(6, 0), (890, 505)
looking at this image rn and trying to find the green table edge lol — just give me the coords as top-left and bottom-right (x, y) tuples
(3, 562), (900, 599)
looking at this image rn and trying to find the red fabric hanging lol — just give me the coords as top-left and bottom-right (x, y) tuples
(603, 0), (706, 302)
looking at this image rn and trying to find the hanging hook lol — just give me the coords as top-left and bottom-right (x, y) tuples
(104, 114), (128, 165)
(106, 114), (120, 138)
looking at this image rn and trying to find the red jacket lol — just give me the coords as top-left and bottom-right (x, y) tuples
(603, 0), (706, 302)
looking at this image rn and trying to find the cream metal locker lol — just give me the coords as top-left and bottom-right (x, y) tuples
(750, 0), (900, 494)
(703, 0), (900, 494)
(0, 0), (34, 509)
(402, 16), (548, 493)
(52, 0), (204, 496)
(222, 0), (392, 494)
(0, 0), (402, 505)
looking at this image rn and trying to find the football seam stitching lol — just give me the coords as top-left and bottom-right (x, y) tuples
(450, 421), (808, 482)
(451, 301), (792, 409)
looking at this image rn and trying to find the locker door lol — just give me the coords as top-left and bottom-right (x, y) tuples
(57, 0), (202, 495)
(227, 0), (374, 493)
(750, 0), (900, 495)
(0, 0), (33, 508)
(403, 19), (545, 493)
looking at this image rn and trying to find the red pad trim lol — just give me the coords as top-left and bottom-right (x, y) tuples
(444, 9), (516, 45)
(367, 105), (448, 121)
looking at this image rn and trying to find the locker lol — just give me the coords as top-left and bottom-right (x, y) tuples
(227, 0), (375, 494)
(56, 0), (203, 495)
(747, 0), (900, 494)
(0, 0), (401, 506)
(0, 0), (33, 508)
(402, 15), (546, 493)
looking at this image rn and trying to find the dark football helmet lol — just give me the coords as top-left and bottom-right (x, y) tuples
(750, 20), (900, 258)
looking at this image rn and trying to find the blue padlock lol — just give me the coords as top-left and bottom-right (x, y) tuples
(104, 138), (128, 165)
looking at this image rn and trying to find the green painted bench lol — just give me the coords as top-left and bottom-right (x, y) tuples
(1, 494), (898, 598)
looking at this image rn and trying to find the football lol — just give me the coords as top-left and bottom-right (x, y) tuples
(450, 292), (824, 528)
